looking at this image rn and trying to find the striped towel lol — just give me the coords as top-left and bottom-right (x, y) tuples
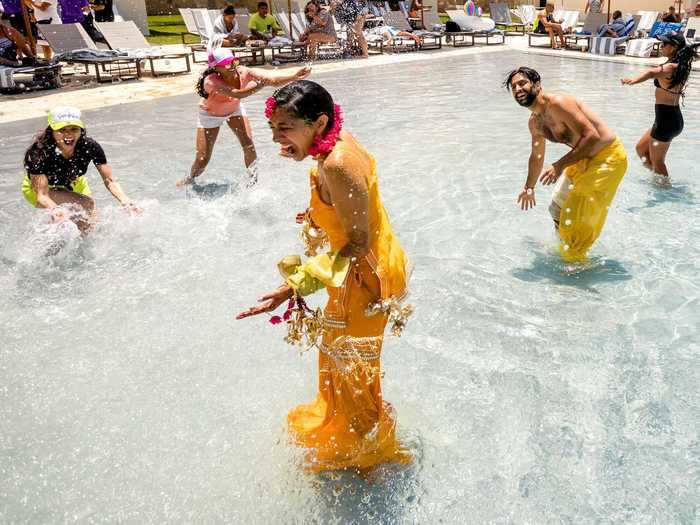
(590, 36), (627, 55)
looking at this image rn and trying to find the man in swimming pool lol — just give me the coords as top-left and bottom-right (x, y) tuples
(504, 66), (628, 261)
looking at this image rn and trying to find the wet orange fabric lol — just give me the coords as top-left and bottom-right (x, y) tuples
(287, 143), (410, 472)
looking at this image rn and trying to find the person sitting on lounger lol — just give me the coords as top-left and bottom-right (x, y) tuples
(300, 1), (337, 59)
(248, 1), (280, 42)
(366, 24), (420, 46)
(214, 5), (247, 47)
(533, 4), (567, 49)
(0, 23), (36, 67)
(662, 6), (681, 23)
(504, 66), (628, 262)
(21, 106), (140, 234)
(597, 10), (625, 37)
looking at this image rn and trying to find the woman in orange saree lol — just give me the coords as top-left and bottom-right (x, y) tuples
(237, 81), (412, 473)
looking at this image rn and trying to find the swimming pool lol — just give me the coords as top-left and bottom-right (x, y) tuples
(1, 50), (698, 523)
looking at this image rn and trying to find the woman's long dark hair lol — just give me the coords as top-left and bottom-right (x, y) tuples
(669, 42), (700, 89)
(196, 67), (218, 99)
(270, 80), (334, 132)
(24, 126), (87, 165)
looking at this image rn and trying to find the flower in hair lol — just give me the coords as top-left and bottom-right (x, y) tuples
(308, 104), (343, 158)
(264, 97), (277, 119)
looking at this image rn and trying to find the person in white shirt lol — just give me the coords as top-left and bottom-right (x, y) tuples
(30, 0), (61, 59)
(213, 5), (246, 47)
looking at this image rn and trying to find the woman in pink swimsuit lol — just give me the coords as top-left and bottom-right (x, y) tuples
(177, 48), (311, 187)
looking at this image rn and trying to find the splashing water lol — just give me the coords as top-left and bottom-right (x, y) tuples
(0, 52), (698, 522)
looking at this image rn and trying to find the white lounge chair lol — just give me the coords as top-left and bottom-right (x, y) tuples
(489, 2), (525, 34)
(97, 21), (191, 76)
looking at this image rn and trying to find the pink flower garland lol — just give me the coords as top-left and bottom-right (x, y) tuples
(264, 96), (277, 119)
(308, 104), (343, 158)
(264, 98), (344, 158)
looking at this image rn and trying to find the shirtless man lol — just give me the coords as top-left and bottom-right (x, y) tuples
(504, 66), (628, 261)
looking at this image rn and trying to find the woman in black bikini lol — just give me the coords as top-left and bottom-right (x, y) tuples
(621, 32), (699, 181)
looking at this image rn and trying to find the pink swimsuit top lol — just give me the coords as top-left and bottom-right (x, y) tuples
(199, 67), (255, 117)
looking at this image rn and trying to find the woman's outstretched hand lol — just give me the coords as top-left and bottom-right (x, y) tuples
(295, 66), (312, 79)
(235, 284), (293, 320)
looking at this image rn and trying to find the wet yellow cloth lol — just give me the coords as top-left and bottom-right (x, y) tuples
(278, 252), (350, 297)
(287, 145), (411, 472)
(557, 137), (627, 261)
(21, 175), (91, 207)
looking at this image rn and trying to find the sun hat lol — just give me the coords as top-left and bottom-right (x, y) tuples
(208, 48), (240, 67)
(656, 31), (686, 48)
(48, 106), (85, 130)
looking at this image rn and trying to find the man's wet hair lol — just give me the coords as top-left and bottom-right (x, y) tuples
(503, 67), (541, 91)
(223, 5), (235, 15)
(257, 1), (268, 7)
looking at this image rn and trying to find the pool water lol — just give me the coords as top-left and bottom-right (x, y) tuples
(1, 51), (698, 523)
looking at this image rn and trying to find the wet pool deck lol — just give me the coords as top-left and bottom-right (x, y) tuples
(2, 33), (695, 124)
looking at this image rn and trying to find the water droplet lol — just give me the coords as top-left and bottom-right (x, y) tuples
(589, 197), (594, 202)
(564, 219), (572, 225)
(652, 141), (659, 147)
(563, 244), (570, 251)
(568, 184), (574, 190)
(537, 154), (542, 159)
(534, 141), (539, 146)
(641, 156), (648, 163)
(565, 208), (571, 213)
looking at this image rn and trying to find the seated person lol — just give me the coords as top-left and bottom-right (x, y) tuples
(365, 24), (420, 46)
(662, 6), (681, 22)
(533, 3), (567, 49)
(0, 23), (36, 67)
(214, 5), (247, 46)
(248, 1), (280, 42)
(597, 10), (625, 37)
(299, 1), (337, 59)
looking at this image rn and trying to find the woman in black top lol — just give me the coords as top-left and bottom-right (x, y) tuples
(22, 106), (139, 233)
(621, 33), (699, 183)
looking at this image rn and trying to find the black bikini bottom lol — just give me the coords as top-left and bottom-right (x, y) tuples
(651, 104), (683, 142)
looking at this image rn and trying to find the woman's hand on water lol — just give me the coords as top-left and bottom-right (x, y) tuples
(517, 187), (536, 210)
(235, 284), (293, 320)
(122, 202), (142, 216)
(620, 77), (633, 85)
(50, 207), (70, 223)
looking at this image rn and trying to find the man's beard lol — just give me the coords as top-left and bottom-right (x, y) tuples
(516, 90), (538, 107)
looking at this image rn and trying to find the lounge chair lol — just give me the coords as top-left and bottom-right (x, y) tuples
(38, 23), (141, 82)
(636, 11), (660, 34)
(446, 10), (493, 47)
(489, 2), (525, 34)
(269, 9), (306, 62)
(685, 17), (700, 42)
(382, 10), (442, 49)
(589, 16), (639, 55)
(97, 21), (191, 76)
(178, 8), (200, 44)
(527, 9), (579, 48)
(421, 9), (445, 32)
(624, 37), (657, 58)
(291, 11), (344, 59)
(517, 4), (537, 28)
(564, 12), (607, 51)
(0, 61), (62, 93)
